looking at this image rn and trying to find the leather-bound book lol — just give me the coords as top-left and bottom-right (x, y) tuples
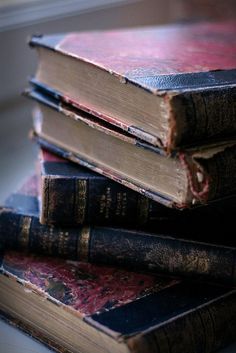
(37, 148), (177, 227)
(29, 21), (236, 151)
(1, 249), (236, 353)
(1, 175), (236, 285)
(28, 88), (236, 208)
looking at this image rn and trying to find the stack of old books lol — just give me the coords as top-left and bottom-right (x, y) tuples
(1, 20), (236, 353)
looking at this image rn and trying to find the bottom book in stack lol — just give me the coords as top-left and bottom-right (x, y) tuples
(1, 175), (236, 353)
(1, 249), (236, 353)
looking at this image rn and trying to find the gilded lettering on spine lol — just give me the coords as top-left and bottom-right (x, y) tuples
(75, 179), (87, 223)
(115, 192), (127, 217)
(57, 230), (70, 255)
(19, 216), (32, 249)
(77, 226), (90, 261)
(39, 226), (55, 255)
(137, 197), (149, 225)
(99, 187), (113, 219)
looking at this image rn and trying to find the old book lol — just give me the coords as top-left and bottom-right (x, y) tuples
(28, 88), (236, 208)
(29, 21), (236, 151)
(38, 148), (178, 226)
(2, 251), (236, 353)
(2, 175), (236, 284)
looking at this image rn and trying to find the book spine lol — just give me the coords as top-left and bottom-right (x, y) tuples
(88, 227), (236, 285)
(178, 143), (236, 204)
(128, 290), (236, 353)
(202, 144), (236, 200)
(171, 86), (236, 149)
(0, 210), (78, 259)
(40, 174), (176, 227)
(1, 208), (236, 285)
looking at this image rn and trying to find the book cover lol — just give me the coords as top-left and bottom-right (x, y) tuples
(29, 21), (236, 151)
(38, 148), (178, 226)
(2, 175), (236, 284)
(28, 88), (236, 208)
(1, 249), (236, 353)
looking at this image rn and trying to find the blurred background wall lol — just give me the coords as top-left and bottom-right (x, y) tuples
(0, 0), (235, 201)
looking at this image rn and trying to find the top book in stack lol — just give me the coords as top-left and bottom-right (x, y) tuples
(30, 21), (236, 152)
(28, 21), (236, 209)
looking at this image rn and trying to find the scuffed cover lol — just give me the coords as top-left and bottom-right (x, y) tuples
(30, 22), (236, 85)
(30, 21), (236, 150)
(1, 251), (236, 353)
(2, 251), (166, 316)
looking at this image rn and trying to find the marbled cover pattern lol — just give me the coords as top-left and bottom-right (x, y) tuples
(2, 251), (177, 316)
(2, 251), (236, 353)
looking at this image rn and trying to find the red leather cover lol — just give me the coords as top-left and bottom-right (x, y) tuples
(31, 21), (236, 79)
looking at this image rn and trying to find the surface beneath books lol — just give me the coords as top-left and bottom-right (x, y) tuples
(0, 319), (236, 353)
